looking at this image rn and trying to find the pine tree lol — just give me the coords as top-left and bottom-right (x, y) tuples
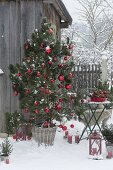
(9, 18), (74, 127)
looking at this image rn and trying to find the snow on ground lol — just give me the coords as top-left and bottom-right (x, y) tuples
(0, 116), (113, 170)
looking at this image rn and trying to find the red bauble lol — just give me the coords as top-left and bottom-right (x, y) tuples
(25, 89), (30, 94)
(59, 98), (63, 102)
(65, 84), (72, 90)
(23, 108), (29, 113)
(64, 56), (67, 60)
(68, 73), (73, 78)
(53, 57), (57, 62)
(58, 84), (63, 88)
(45, 88), (50, 94)
(41, 63), (45, 68)
(70, 124), (74, 128)
(13, 91), (18, 96)
(27, 69), (32, 74)
(44, 107), (50, 113)
(58, 64), (63, 68)
(34, 101), (39, 106)
(43, 121), (49, 127)
(58, 124), (63, 128)
(34, 109), (39, 114)
(16, 72), (21, 77)
(36, 71), (41, 77)
(58, 75), (64, 81)
(55, 104), (61, 111)
(45, 46), (51, 54)
(48, 61), (52, 65)
(62, 126), (67, 131)
(50, 78), (54, 83)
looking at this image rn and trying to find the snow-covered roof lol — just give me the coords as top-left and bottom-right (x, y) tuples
(0, 69), (4, 75)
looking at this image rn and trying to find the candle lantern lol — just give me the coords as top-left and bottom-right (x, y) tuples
(68, 135), (72, 144)
(75, 135), (79, 143)
(89, 131), (102, 156)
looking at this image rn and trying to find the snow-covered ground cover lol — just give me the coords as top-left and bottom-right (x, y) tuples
(0, 117), (113, 170)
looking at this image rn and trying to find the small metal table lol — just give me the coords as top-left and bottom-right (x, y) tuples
(78, 101), (112, 143)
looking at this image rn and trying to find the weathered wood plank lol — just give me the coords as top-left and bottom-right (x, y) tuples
(0, 1), (10, 131)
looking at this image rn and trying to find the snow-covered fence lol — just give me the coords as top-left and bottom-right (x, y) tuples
(73, 64), (101, 91)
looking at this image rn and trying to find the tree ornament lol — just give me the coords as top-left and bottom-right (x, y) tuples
(27, 69), (32, 74)
(48, 61), (52, 65)
(45, 88), (50, 94)
(16, 72), (21, 77)
(44, 107), (50, 113)
(58, 75), (64, 81)
(59, 98), (63, 102)
(52, 57), (57, 62)
(55, 104), (61, 111)
(70, 124), (74, 128)
(45, 46), (51, 54)
(64, 56), (67, 60)
(43, 121), (49, 127)
(62, 126), (67, 131)
(41, 63), (45, 68)
(58, 84), (63, 89)
(34, 109), (39, 114)
(23, 108), (29, 113)
(34, 101), (39, 106)
(58, 64), (63, 68)
(36, 71), (41, 77)
(13, 91), (18, 96)
(65, 84), (72, 90)
(68, 73), (73, 78)
(25, 89), (30, 94)
(50, 78), (54, 83)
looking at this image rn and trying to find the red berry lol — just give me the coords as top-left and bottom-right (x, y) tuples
(70, 124), (74, 128)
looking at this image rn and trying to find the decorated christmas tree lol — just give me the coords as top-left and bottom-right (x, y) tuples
(9, 18), (74, 128)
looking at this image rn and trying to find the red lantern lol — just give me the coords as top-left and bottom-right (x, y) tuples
(68, 135), (72, 144)
(89, 131), (102, 157)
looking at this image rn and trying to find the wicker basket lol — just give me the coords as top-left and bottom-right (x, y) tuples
(32, 126), (57, 146)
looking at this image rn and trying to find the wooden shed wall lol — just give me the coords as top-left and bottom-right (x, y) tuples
(0, 0), (62, 132)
